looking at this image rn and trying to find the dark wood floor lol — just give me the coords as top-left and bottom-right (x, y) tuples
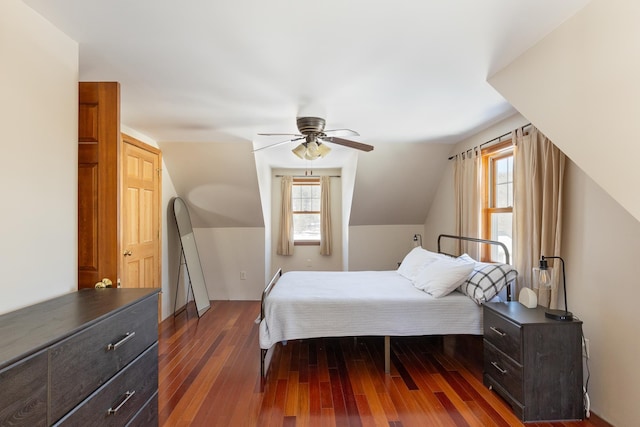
(158, 301), (611, 427)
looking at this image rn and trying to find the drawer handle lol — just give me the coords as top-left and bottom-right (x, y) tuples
(106, 332), (136, 351)
(491, 361), (508, 375)
(490, 326), (506, 337)
(107, 390), (135, 415)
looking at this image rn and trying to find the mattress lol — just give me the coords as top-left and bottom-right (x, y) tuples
(259, 270), (483, 349)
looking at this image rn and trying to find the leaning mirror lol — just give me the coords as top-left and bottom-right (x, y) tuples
(172, 197), (211, 317)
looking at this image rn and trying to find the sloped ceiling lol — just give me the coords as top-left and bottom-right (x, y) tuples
(160, 141), (263, 228)
(489, 0), (640, 223)
(350, 143), (453, 225)
(23, 0), (591, 227)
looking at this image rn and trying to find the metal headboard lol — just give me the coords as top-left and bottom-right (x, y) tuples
(437, 234), (513, 301)
(437, 234), (510, 265)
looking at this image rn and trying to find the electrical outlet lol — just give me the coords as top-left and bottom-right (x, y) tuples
(240, 271), (247, 280)
(583, 338), (590, 359)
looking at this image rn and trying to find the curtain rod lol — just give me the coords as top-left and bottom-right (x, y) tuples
(447, 123), (531, 160)
(274, 175), (341, 178)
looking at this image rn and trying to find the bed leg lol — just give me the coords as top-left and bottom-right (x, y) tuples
(384, 336), (390, 374)
(261, 348), (267, 378)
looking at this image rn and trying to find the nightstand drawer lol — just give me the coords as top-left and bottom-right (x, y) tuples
(49, 295), (158, 421)
(127, 392), (158, 427)
(483, 308), (522, 362)
(484, 340), (523, 402)
(54, 343), (158, 427)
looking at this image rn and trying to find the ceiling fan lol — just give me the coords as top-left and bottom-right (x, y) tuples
(254, 117), (374, 160)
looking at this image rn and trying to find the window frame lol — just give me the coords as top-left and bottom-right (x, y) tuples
(481, 140), (514, 262)
(292, 177), (321, 246)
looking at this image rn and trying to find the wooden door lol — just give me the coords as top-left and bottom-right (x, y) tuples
(121, 134), (162, 288)
(78, 82), (121, 289)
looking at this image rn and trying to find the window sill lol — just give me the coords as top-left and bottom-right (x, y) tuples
(294, 240), (320, 246)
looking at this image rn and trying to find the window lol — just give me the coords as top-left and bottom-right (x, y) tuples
(292, 178), (321, 244)
(482, 142), (513, 263)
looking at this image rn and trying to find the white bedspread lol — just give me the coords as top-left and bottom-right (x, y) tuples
(259, 270), (483, 349)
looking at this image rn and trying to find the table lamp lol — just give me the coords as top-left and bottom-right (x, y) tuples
(534, 255), (573, 321)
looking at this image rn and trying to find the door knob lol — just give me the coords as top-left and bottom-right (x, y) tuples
(95, 278), (113, 288)
(123, 250), (132, 257)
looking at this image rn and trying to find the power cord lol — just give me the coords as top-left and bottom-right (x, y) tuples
(575, 316), (591, 418)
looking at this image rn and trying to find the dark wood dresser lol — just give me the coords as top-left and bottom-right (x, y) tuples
(483, 301), (583, 422)
(0, 288), (160, 426)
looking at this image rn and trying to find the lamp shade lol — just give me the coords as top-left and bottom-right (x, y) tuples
(292, 143), (306, 159)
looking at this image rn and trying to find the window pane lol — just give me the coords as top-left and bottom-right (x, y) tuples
(292, 181), (321, 240)
(292, 182), (320, 213)
(494, 157), (513, 208)
(300, 185), (312, 198)
(490, 212), (512, 263)
(292, 196), (302, 211)
(293, 213), (320, 240)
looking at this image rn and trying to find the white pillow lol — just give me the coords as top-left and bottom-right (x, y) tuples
(412, 256), (475, 297)
(397, 247), (442, 281)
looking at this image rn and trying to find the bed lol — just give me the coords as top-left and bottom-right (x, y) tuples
(258, 234), (516, 377)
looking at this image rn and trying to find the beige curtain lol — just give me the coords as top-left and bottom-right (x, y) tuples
(453, 149), (481, 259)
(320, 176), (332, 255)
(513, 127), (565, 309)
(277, 176), (294, 256)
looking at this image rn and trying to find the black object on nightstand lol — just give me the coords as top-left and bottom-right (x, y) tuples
(483, 301), (583, 422)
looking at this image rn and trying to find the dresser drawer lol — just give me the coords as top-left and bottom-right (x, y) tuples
(49, 295), (158, 422)
(484, 340), (523, 403)
(0, 351), (48, 427)
(483, 308), (522, 362)
(54, 343), (158, 427)
(126, 392), (158, 427)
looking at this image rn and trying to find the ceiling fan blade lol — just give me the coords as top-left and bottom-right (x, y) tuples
(323, 128), (360, 137)
(322, 136), (374, 152)
(253, 136), (304, 153)
(257, 133), (302, 137)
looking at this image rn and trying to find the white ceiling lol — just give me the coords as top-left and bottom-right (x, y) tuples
(24, 0), (590, 168)
(22, 0), (591, 228)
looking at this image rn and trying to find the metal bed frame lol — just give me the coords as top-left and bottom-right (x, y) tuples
(259, 234), (513, 378)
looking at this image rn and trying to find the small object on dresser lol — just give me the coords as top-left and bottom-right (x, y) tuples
(518, 287), (537, 308)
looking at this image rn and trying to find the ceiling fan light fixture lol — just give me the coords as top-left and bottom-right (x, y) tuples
(317, 142), (331, 157)
(293, 139), (331, 161)
(292, 143), (306, 159)
(259, 116), (373, 158)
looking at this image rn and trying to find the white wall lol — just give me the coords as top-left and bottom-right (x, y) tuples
(349, 225), (424, 271)
(194, 227), (265, 300)
(489, 0), (640, 224)
(563, 161), (640, 427)
(0, 0), (78, 314)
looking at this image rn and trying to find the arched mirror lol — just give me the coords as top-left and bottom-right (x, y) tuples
(172, 197), (211, 317)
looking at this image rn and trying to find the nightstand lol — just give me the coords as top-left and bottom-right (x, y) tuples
(483, 302), (583, 422)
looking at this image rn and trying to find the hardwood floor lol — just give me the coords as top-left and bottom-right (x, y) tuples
(158, 301), (611, 427)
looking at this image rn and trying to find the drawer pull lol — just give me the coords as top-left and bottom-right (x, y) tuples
(107, 390), (135, 415)
(106, 332), (136, 351)
(491, 361), (508, 375)
(490, 326), (506, 337)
